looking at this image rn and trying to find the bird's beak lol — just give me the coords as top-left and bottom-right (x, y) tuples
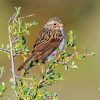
(59, 24), (63, 27)
(59, 24), (63, 30)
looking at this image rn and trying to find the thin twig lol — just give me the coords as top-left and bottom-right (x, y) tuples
(8, 24), (16, 86)
(38, 63), (44, 73)
(0, 48), (10, 53)
(0, 47), (20, 57)
(11, 36), (19, 44)
(56, 51), (78, 65)
(19, 14), (35, 19)
(13, 51), (21, 57)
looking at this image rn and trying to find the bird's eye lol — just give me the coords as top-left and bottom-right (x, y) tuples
(54, 23), (56, 25)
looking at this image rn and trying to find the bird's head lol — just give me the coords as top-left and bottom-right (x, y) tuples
(44, 17), (63, 30)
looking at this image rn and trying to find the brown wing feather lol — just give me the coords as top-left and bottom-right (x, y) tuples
(18, 28), (63, 71)
(33, 27), (52, 50)
(33, 36), (62, 61)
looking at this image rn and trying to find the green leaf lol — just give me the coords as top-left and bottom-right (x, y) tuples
(0, 82), (6, 97)
(91, 52), (96, 56)
(77, 54), (85, 60)
(67, 30), (76, 47)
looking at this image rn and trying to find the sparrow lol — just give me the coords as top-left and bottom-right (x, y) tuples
(18, 17), (66, 71)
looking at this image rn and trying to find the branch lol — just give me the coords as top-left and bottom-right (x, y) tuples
(0, 48), (10, 53)
(56, 51), (78, 65)
(8, 24), (16, 86)
(11, 36), (19, 44)
(0, 48), (20, 57)
(37, 51), (79, 87)
(19, 13), (35, 19)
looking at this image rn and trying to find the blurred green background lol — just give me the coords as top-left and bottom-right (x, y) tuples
(0, 0), (100, 100)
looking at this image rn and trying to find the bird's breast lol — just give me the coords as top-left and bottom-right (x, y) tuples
(58, 30), (66, 51)
(45, 30), (66, 61)
(58, 37), (66, 51)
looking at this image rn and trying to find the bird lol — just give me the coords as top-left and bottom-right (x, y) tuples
(18, 17), (66, 71)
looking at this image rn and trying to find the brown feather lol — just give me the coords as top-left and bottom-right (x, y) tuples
(18, 18), (64, 71)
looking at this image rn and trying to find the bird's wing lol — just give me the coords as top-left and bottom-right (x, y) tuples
(32, 28), (63, 61)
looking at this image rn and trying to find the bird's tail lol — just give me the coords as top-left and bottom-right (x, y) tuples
(18, 53), (34, 71)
